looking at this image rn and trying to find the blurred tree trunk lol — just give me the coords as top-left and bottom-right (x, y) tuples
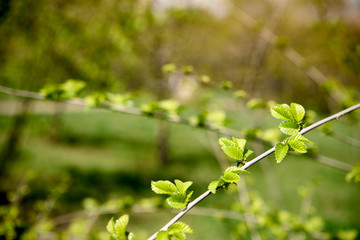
(0, 100), (30, 178)
(151, 28), (170, 166)
(49, 103), (66, 142)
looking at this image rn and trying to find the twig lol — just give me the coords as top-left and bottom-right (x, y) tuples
(1, 85), (352, 173)
(331, 131), (360, 149)
(232, 4), (342, 104)
(242, 0), (289, 91)
(0, 85), (243, 138)
(314, 155), (352, 172)
(147, 103), (360, 240)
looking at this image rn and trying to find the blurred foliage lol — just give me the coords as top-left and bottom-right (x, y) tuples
(0, 0), (359, 109)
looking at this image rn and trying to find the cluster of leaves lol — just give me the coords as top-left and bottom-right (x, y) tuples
(271, 103), (313, 163)
(189, 110), (227, 128)
(207, 137), (252, 194)
(40, 80), (134, 109)
(151, 179), (193, 210)
(218, 137), (254, 166)
(346, 164), (360, 183)
(208, 166), (249, 194)
(231, 182), (358, 240)
(321, 78), (359, 109)
(155, 222), (194, 240)
(140, 99), (181, 118)
(107, 215), (135, 240)
(40, 80), (86, 100)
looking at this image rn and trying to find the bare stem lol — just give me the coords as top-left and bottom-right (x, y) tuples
(147, 103), (360, 240)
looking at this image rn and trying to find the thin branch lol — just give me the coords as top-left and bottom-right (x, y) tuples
(231, 4), (342, 104)
(147, 103), (360, 240)
(331, 131), (360, 149)
(2, 85), (352, 173)
(314, 155), (352, 172)
(0, 85), (243, 138)
(242, 0), (290, 91)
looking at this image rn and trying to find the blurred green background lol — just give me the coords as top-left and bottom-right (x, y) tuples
(0, 0), (360, 239)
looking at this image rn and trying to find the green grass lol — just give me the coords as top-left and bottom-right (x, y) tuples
(1, 109), (360, 239)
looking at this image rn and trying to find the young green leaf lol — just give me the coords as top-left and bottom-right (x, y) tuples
(162, 63), (176, 73)
(151, 181), (178, 195)
(346, 165), (360, 183)
(286, 134), (312, 144)
(221, 145), (244, 161)
(171, 232), (186, 240)
(275, 143), (289, 163)
(114, 214), (129, 237)
(127, 232), (136, 240)
(208, 181), (219, 194)
(290, 103), (305, 122)
(219, 138), (244, 161)
(107, 217), (116, 235)
(232, 137), (246, 149)
(166, 194), (187, 209)
(169, 222), (194, 234)
(288, 140), (307, 153)
(244, 149), (254, 159)
(279, 121), (300, 135)
(174, 180), (193, 195)
(207, 110), (226, 127)
(271, 104), (294, 120)
(222, 172), (240, 183)
(224, 166), (249, 175)
(60, 79), (86, 98)
(156, 231), (169, 240)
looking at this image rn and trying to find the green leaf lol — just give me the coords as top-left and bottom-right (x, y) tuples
(151, 181), (178, 195)
(290, 103), (305, 122)
(106, 217), (115, 235)
(244, 149), (254, 159)
(346, 165), (360, 183)
(232, 137), (246, 149)
(185, 191), (193, 203)
(156, 231), (169, 240)
(224, 166), (249, 175)
(182, 65), (193, 74)
(169, 222), (194, 234)
(128, 232), (136, 240)
(162, 63), (176, 73)
(247, 98), (266, 109)
(221, 146), (244, 161)
(221, 81), (233, 89)
(208, 181), (219, 194)
(140, 102), (159, 115)
(271, 104), (294, 120)
(222, 172), (240, 183)
(219, 138), (233, 147)
(275, 143), (289, 163)
(286, 134), (312, 144)
(166, 194), (187, 209)
(219, 138), (244, 161)
(279, 121), (300, 135)
(84, 93), (106, 108)
(171, 232), (186, 240)
(114, 214), (129, 237)
(200, 75), (211, 83)
(60, 79), (86, 98)
(288, 140), (307, 153)
(174, 180), (192, 195)
(158, 99), (180, 114)
(208, 110), (226, 127)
